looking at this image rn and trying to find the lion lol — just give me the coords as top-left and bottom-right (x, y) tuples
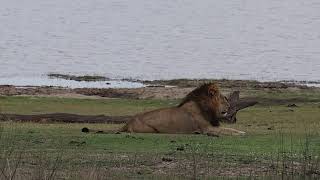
(119, 83), (245, 136)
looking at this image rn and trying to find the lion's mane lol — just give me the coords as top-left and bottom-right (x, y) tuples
(178, 83), (223, 126)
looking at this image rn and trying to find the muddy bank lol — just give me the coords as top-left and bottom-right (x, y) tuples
(47, 74), (319, 88)
(48, 73), (110, 82)
(142, 78), (314, 89)
(0, 113), (130, 124)
(0, 79), (318, 100)
(0, 85), (193, 99)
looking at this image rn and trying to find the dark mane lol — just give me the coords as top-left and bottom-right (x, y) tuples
(178, 83), (216, 106)
(178, 83), (221, 126)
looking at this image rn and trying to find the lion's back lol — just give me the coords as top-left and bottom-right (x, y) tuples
(124, 107), (198, 133)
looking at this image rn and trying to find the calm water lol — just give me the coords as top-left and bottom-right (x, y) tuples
(1, 0), (320, 88)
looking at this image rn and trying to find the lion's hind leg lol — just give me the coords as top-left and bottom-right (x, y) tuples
(128, 123), (159, 133)
(121, 118), (159, 133)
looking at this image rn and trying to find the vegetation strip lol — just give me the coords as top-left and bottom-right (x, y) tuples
(48, 73), (110, 82)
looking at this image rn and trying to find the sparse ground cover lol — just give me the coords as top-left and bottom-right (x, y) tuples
(0, 88), (319, 179)
(0, 96), (177, 116)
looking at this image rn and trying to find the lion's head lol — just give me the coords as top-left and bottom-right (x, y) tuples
(178, 83), (230, 126)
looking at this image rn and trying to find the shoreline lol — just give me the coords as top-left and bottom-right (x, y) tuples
(1, 73), (320, 89)
(1, 78), (319, 100)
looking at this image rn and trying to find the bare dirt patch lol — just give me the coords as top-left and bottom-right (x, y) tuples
(1, 78), (317, 100)
(0, 113), (130, 124)
(0, 85), (193, 99)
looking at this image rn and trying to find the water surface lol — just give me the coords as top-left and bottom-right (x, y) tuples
(1, 0), (320, 87)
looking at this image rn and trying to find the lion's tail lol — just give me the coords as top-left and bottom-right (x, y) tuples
(118, 123), (129, 132)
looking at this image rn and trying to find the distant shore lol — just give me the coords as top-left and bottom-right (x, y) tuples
(1, 74), (319, 100)
(1, 73), (320, 89)
(47, 73), (320, 87)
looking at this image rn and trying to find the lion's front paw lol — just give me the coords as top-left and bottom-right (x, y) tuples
(234, 130), (246, 136)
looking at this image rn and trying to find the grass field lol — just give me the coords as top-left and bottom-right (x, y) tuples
(0, 89), (320, 179)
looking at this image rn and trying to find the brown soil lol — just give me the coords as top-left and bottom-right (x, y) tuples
(0, 113), (130, 124)
(0, 79), (316, 100)
(142, 78), (313, 89)
(0, 85), (194, 99)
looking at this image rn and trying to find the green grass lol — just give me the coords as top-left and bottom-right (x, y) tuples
(0, 96), (178, 115)
(248, 88), (320, 104)
(0, 93), (319, 179)
(1, 122), (319, 179)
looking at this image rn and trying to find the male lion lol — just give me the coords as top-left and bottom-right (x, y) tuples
(119, 83), (245, 136)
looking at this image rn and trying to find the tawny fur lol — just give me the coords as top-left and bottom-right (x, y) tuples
(119, 83), (245, 136)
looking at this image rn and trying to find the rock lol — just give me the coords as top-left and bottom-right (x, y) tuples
(287, 104), (298, 107)
(81, 127), (89, 133)
(177, 146), (185, 151)
(162, 157), (173, 162)
(267, 127), (274, 130)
